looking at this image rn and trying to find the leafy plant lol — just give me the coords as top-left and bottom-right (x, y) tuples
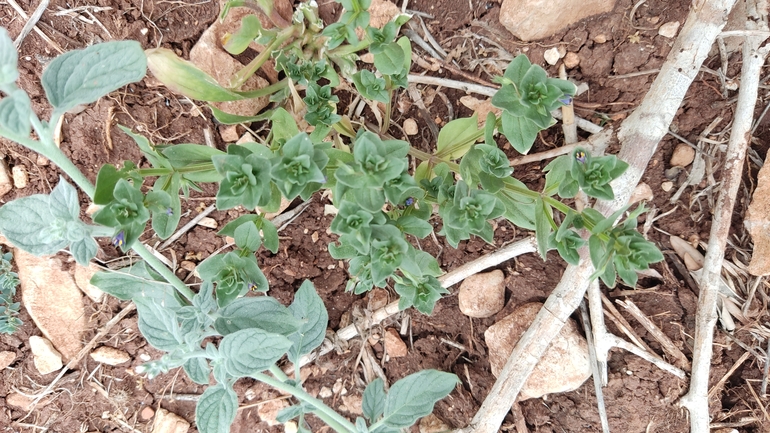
(0, 251), (22, 334)
(0, 0), (664, 429)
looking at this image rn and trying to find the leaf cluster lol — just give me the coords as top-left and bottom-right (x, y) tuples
(0, 251), (21, 334)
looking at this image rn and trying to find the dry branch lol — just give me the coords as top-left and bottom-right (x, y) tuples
(679, 1), (769, 429)
(458, 1), (737, 432)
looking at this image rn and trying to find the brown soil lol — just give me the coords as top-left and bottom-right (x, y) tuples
(1, 0), (769, 432)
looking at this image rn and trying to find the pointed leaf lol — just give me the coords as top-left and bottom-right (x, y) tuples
(287, 280), (328, 363)
(196, 384), (238, 433)
(219, 328), (292, 376)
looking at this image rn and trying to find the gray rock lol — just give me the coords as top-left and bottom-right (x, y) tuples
(458, 270), (505, 318)
(500, 0), (617, 41)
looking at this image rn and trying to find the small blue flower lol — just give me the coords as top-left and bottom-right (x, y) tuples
(404, 197), (415, 206)
(165, 207), (173, 216)
(575, 150), (587, 164)
(248, 281), (258, 291)
(112, 231), (125, 248)
(559, 95), (573, 105)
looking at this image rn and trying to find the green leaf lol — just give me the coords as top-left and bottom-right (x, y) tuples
(381, 370), (459, 428)
(351, 70), (389, 103)
(395, 215), (432, 238)
(287, 280), (329, 363)
(502, 55), (532, 83)
(214, 297), (300, 336)
(184, 357), (211, 385)
(270, 107), (300, 146)
(150, 174), (182, 239)
(260, 219), (279, 253)
(0, 89), (32, 136)
(196, 384), (238, 433)
(500, 111), (539, 154)
(0, 28), (19, 86)
(49, 177), (81, 220)
(162, 143), (226, 162)
(70, 237), (98, 266)
(223, 15), (262, 55)
(0, 191), (68, 256)
(134, 297), (183, 351)
(209, 104), (273, 125)
(373, 42), (405, 75)
(362, 378), (385, 422)
(534, 198), (551, 260)
(43, 41), (146, 118)
(435, 115), (482, 160)
(220, 328), (292, 376)
(234, 222), (262, 251)
(146, 48), (244, 102)
(119, 125), (169, 169)
(90, 262), (180, 306)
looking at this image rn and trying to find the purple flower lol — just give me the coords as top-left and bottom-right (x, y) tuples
(558, 95), (573, 105)
(248, 281), (258, 291)
(112, 231), (125, 248)
(404, 197), (415, 206)
(165, 208), (173, 216)
(575, 150), (587, 164)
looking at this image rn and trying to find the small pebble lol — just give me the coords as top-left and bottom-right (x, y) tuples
(544, 47), (561, 65)
(664, 166), (682, 180)
(384, 328), (407, 358)
(563, 52), (580, 69)
(403, 118), (418, 135)
(318, 386), (333, 398)
(661, 181), (674, 192)
(670, 143), (695, 167)
(180, 261), (196, 271)
(36, 155), (49, 166)
(90, 346), (131, 366)
(593, 34), (607, 44)
(197, 217), (218, 229)
(219, 125), (239, 142)
(658, 21), (681, 39)
(11, 165), (27, 188)
(0, 351), (16, 370)
(140, 406), (155, 420)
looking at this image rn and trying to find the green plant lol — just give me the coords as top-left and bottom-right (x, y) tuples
(0, 250), (22, 334)
(0, 0), (664, 429)
(0, 28), (458, 433)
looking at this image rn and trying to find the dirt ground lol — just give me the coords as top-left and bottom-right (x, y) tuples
(0, 0), (769, 432)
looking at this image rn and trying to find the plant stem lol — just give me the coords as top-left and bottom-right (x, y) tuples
(237, 79), (289, 99)
(132, 243), (196, 302)
(229, 28), (296, 89)
(252, 371), (356, 432)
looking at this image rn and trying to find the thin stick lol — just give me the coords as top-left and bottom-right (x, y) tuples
(458, 1), (737, 431)
(707, 351), (750, 399)
(509, 143), (586, 166)
(296, 237), (538, 367)
(579, 301), (610, 433)
(680, 2), (769, 428)
(762, 338), (769, 396)
(559, 65), (578, 144)
(13, 0), (49, 49)
(6, 0), (63, 53)
(158, 204), (216, 251)
(617, 299), (691, 371)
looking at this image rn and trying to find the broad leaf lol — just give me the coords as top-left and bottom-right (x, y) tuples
(43, 41), (146, 117)
(219, 328), (292, 377)
(0, 89), (32, 137)
(380, 370), (458, 428)
(373, 42), (405, 75)
(196, 384), (238, 433)
(90, 262), (180, 306)
(184, 357), (211, 385)
(500, 112), (539, 155)
(214, 297), (300, 336)
(134, 296), (183, 351)
(0, 28), (19, 85)
(0, 194), (68, 256)
(362, 378), (385, 421)
(287, 280), (328, 363)
(435, 115), (481, 160)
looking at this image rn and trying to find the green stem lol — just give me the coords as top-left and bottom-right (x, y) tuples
(269, 364), (290, 382)
(252, 371), (356, 432)
(236, 79), (289, 99)
(132, 243), (196, 302)
(382, 77), (393, 134)
(229, 28), (297, 89)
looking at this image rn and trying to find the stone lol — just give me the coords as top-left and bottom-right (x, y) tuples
(180, 261), (196, 272)
(485, 302), (591, 400)
(72, 262), (105, 303)
(500, 0), (617, 41)
(658, 21), (680, 38)
(628, 182), (653, 205)
(384, 328), (407, 357)
(284, 421), (299, 433)
(220, 125), (239, 142)
(670, 143), (695, 167)
(661, 181), (674, 192)
(318, 386), (333, 398)
(16, 249), (86, 360)
(341, 394), (363, 415)
(11, 165), (27, 188)
(0, 159), (11, 197)
(544, 47), (561, 65)
(141, 406), (155, 420)
(197, 217), (218, 229)
(593, 34), (607, 44)
(6, 392), (50, 410)
(458, 270), (505, 318)
(0, 350), (16, 369)
(257, 399), (289, 426)
(403, 118), (418, 135)
(151, 408), (190, 433)
(563, 52), (580, 69)
(29, 336), (63, 375)
(745, 157), (770, 275)
(36, 155), (48, 166)
(419, 413), (452, 433)
(367, 288), (389, 311)
(90, 346), (131, 365)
